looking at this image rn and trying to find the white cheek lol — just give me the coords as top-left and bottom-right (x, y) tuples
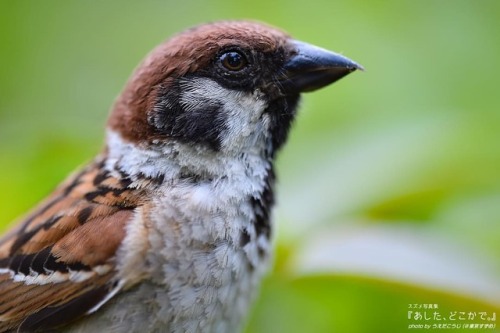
(261, 113), (271, 131)
(179, 77), (269, 152)
(220, 90), (268, 148)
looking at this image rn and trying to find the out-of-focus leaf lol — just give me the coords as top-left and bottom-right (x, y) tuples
(290, 224), (500, 307)
(277, 114), (458, 235)
(246, 274), (500, 333)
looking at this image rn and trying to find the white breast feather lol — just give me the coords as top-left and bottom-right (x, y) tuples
(101, 80), (273, 333)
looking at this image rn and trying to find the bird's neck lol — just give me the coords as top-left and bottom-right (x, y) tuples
(103, 129), (272, 187)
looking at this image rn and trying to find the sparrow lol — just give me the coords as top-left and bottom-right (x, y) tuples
(0, 21), (361, 333)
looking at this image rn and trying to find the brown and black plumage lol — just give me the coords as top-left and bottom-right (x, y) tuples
(0, 21), (361, 332)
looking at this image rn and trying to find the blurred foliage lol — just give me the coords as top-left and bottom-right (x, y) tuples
(0, 1), (499, 332)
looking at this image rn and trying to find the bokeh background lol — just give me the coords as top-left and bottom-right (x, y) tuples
(1, 1), (499, 332)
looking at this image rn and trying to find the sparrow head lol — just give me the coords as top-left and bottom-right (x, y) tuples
(108, 21), (361, 157)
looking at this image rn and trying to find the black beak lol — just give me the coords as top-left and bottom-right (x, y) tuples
(282, 40), (363, 93)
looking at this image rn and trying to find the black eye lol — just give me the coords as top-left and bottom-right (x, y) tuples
(219, 51), (248, 71)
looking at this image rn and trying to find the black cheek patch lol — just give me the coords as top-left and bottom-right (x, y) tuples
(171, 105), (226, 150)
(149, 79), (227, 151)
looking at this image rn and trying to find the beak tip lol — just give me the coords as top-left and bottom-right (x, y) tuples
(283, 40), (363, 93)
(354, 62), (365, 72)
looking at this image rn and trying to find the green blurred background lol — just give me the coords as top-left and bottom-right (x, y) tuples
(1, 1), (499, 332)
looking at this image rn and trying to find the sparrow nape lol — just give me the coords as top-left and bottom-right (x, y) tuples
(0, 21), (361, 333)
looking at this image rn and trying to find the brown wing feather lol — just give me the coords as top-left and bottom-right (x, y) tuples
(0, 156), (145, 332)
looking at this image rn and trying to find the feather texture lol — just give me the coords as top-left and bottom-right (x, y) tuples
(0, 157), (145, 332)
